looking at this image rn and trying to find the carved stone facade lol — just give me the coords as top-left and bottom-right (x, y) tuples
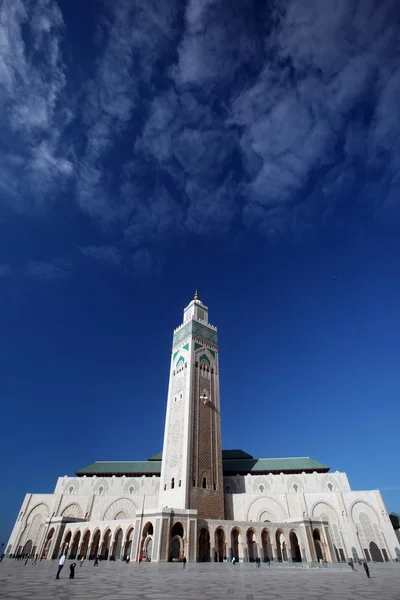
(5, 295), (400, 564)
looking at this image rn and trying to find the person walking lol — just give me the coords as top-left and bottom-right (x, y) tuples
(56, 554), (66, 579)
(32, 554), (38, 565)
(69, 562), (77, 579)
(363, 561), (370, 578)
(232, 556), (236, 565)
(93, 556), (99, 567)
(256, 557), (261, 568)
(80, 556), (84, 567)
(182, 556), (187, 568)
(348, 559), (354, 570)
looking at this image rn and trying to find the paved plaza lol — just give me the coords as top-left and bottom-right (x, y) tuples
(0, 560), (399, 600)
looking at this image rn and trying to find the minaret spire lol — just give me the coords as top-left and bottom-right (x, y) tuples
(194, 289), (199, 301)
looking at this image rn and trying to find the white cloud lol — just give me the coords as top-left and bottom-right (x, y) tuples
(25, 260), (70, 280)
(0, 0), (73, 211)
(0, 265), (11, 277)
(80, 245), (121, 268)
(76, 0), (180, 222)
(1, 0), (400, 276)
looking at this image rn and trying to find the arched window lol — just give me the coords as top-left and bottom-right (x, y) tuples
(193, 479), (196, 487)
(178, 480), (181, 487)
(202, 477), (207, 489)
(225, 485), (231, 493)
(259, 485), (264, 493)
(293, 484), (299, 492)
(69, 486), (75, 494)
(129, 486), (134, 494)
(171, 478), (175, 489)
(327, 483), (333, 491)
(164, 484), (166, 491)
(98, 486), (104, 495)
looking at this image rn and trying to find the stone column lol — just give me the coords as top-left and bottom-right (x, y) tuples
(85, 534), (92, 560)
(299, 525), (312, 563)
(48, 525), (61, 560)
(305, 524), (317, 563)
(323, 526), (335, 563)
(238, 539), (245, 563)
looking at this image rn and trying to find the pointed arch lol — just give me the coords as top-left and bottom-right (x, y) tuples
(61, 503), (83, 518)
(102, 497), (137, 520)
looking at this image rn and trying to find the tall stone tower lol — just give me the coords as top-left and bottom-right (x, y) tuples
(159, 292), (224, 519)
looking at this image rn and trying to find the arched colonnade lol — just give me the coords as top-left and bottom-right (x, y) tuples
(197, 523), (305, 563)
(57, 524), (136, 561)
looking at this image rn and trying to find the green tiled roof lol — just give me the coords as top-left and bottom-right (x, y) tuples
(147, 452), (162, 461)
(222, 456), (329, 474)
(76, 461), (161, 475)
(147, 449), (254, 462)
(76, 453), (328, 476)
(222, 449), (254, 460)
(389, 513), (400, 528)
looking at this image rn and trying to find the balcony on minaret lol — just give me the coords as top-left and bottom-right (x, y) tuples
(183, 291), (209, 325)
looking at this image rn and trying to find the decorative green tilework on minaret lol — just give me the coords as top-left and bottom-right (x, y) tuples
(173, 321), (218, 348)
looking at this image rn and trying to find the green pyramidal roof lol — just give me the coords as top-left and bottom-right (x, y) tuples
(147, 449), (254, 462)
(76, 451), (329, 476)
(389, 513), (400, 528)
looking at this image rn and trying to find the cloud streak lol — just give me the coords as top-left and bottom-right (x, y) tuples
(1, 0), (400, 274)
(0, 0), (73, 212)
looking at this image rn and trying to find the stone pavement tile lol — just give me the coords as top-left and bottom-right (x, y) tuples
(0, 561), (399, 600)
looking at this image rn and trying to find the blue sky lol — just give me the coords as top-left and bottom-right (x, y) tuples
(1, 0), (400, 543)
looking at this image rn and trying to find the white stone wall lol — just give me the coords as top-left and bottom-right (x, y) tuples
(6, 476), (160, 558)
(223, 472), (399, 561)
(7, 471), (400, 562)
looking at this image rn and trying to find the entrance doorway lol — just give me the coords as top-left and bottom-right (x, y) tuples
(369, 541), (383, 562)
(289, 531), (302, 562)
(198, 528), (210, 562)
(313, 529), (325, 562)
(139, 522), (154, 562)
(261, 530), (272, 562)
(170, 522), (184, 561)
(215, 528), (226, 562)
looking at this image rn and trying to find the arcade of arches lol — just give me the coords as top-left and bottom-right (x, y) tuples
(196, 526), (305, 563)
(12, 516), (394, 564)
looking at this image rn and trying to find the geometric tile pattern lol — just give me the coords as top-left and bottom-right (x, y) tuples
(1, 560), (399, 600)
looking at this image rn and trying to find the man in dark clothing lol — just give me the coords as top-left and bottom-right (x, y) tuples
(93, 556), (99, 566)
(363, 561), (370, 578)
(182, 556), (187, 568)
(69, 563), (76, 579)
(256, 557), (261, 568)
(348, 559), (355, 570)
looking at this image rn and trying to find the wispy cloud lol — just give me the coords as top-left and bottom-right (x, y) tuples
(24, 260), (70, 280)
(1, 0), (400, 275)
(76, 0), (180, 225)
(0, 265), (11, 278)
(0, 0), (73, 212)
(80, 245), (122, 268)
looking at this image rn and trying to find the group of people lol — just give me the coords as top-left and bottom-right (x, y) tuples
(348, 558), (371, 578)
(231, 556), (270, 566)
(56, 554), (76, 579)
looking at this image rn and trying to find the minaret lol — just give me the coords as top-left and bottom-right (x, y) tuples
(159, 292), (224, 519)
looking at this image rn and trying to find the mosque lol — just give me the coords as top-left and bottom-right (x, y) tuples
(6, 294), (400, 563)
